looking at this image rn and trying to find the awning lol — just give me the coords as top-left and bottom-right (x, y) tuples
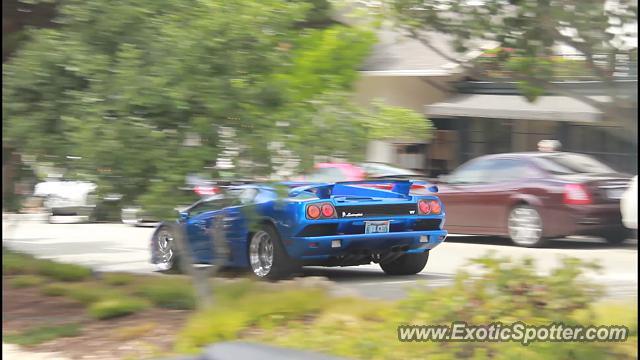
(425, 94), (607, 123)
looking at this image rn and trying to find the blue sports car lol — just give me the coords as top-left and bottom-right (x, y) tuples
(151, 180), (448, 279)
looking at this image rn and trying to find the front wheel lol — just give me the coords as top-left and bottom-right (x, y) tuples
(248, 225), (298, 280)
(152, 225), (182, 273)
(380, 251), (429, 275)
(508, 205), (547, 247)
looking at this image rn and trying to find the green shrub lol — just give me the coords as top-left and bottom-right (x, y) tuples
(88, 298), (149, 320)
(2, 250), (39, 275)
(36, 260), (92, 282)
(66, 285), (124, 305)
(41, 283), (72, 297)
(3, 248), (92, 281)
(103, 272), (134, 286)
(135, 279), (196, 310)
(9, 274), (46, 288)
(175, 283), (328, 353)
(4, 324), (81, 345)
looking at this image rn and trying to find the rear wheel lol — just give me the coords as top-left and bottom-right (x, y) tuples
(508, 205), (547, 247)
(380, 251), (429, 275)
(248, 225), (298, 280)
(603, 228), (631, 245)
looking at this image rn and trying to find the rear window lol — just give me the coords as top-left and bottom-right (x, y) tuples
(532, 153), (615, 174)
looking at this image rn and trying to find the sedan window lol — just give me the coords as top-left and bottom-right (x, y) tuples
(486, 159), (542, 183)
(447, 159), (495, 184)
(532, 153), (615, 175)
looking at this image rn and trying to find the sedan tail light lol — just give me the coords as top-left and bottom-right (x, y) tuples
(564, 184), (592, 205)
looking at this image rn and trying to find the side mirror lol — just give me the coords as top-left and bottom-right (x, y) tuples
(179, 211), (190, 222)
(428, 185), (439, 193)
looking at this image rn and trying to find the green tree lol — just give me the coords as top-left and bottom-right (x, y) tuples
(386, 0), (637, 139)
(3, 0), (431, 217)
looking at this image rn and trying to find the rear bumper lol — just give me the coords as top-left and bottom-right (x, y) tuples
(549, 203), (626, 236)
(287, 229), (448, 260)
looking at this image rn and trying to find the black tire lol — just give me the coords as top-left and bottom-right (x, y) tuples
(248, 224), (299, 281)
(603, 228), (631, 245)
(152, 224), (183, 273)
(507, 204), (547, 248)
(380, 251), (429, 275)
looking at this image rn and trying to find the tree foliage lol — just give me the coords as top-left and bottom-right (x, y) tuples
(3, 0), (431, 216)
(387, 0), (637, 125)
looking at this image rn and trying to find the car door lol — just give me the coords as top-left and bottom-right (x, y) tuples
(436, 158), (498, 231)
(185, 197), (228, 263)
(475, 158), (542, 230)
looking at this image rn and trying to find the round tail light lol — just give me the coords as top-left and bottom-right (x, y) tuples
(321, 203), (335, 217)
(307, 205), (321, 219)
(429, 200), (441, 214)
(418, 200), (430, 214)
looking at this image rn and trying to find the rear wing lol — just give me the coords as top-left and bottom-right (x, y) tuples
(288, 180), (438, 199)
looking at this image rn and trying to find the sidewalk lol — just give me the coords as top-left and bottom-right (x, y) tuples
(2, 343), (71, 360)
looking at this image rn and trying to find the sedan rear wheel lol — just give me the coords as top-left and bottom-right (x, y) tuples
(508, 205), (546, 247)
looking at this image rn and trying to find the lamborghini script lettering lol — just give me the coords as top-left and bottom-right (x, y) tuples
(342, 212), (364, 217)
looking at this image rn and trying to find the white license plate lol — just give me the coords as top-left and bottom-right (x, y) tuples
(607, 189), (625, 199)
(365, 221), (390, 234)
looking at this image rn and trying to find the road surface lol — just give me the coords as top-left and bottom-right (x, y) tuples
(3, 214), (637, 300)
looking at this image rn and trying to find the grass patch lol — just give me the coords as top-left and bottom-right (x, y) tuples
(3, 250), (39, 275)
(88, 297), (149, 320)
(35, 260), (93, 282)
(66, 284), (124, 305)
(3, 324), (81, 345)
(9, 275), (46, 288)
(135, 279), (196, 310)
(103, 272), (135, 286)
(40, 283), (72, 297)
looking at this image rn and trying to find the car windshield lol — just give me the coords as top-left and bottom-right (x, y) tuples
(359, 163), (417, 177)
(532, 153), (615, 174)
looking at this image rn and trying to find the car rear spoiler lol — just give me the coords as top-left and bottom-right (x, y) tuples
(288, 180), (438, 199)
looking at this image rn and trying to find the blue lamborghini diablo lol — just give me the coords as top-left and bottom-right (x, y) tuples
(151, 180), (448, 279)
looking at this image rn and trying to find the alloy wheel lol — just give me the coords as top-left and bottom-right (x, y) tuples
(508, 206), (543, 246)
(249, 231), (274, 277)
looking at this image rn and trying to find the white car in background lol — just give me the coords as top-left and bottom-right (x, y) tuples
(621, 175), (637, 232)
(34, 180), (98, 223)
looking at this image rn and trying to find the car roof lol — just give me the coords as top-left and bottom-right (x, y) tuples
(474, 151), (585, 161)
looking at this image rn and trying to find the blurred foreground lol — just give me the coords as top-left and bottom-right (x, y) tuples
(2, 247), (637, 360)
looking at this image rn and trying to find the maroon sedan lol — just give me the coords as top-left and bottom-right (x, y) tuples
(435, 152), (632, 247)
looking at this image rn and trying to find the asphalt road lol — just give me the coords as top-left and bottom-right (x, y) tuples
(2, 214), (637, 301)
